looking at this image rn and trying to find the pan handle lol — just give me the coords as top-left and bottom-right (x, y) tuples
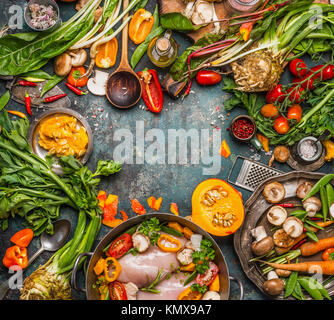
(229, 276), (244, 300)
(71, 252), (93, 292)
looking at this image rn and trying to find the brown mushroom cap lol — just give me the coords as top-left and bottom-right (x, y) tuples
(296, 182), (313, 199)
(263, 182), (286, 204)
(273, 229), (294, 248)
(69, 49), (88, 67)
(273, 146), (290, 163)
(283, 217), (303, 238)
(54, 53), (72, 77)
(275, 269), (292, 277)
(263, 278), (285, 296)
(251, 236), (274, 256)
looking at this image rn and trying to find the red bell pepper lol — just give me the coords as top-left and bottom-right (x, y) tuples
(137, 69), (163, 113)
(10, 228), (33, 247)
(131, 199), (147, 215)
(2, 245), (28, 270)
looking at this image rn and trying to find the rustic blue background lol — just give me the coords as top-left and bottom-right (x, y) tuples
(0, 0), (333, 300)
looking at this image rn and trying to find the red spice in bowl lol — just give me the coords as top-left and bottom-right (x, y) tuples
(230, 116), (256, 141)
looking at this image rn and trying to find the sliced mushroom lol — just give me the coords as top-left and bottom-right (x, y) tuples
(267, 206), (288, 226)
(303, 196), (322, 217)
(275, 269), (292, 277)
(273, 229), (294, 248)
(202, 291), (220, 300)
(185, 240), (195, 251)
(283, 217), (303, 238)
(124, 282), (138, 300)
(263, 271), (285, 296)
(263, 182), (286, 204)
(251, 226), (274, 256)
(176, 248), (194, 266)
(54, 53), (73, 76)
(69, 49), (88, 67)
(132, 232), (150, 253)
(296, 182), (313, 199)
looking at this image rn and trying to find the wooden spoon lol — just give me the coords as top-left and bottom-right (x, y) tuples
(106, 0), (142, 109)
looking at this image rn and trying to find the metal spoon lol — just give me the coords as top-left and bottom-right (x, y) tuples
(0, 219), (71, 299)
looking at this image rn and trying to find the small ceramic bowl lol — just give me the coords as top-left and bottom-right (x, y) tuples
(230, 115), (257, 143)
(24, 0), (61, 32)
(296, 136), (323, 164)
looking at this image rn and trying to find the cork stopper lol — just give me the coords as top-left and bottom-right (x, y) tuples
(156, 37), (170, 53)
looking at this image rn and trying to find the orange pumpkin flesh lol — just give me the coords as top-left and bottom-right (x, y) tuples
(191, 179), (244, 237)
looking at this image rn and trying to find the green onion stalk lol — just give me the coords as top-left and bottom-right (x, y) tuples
(0, 112), (121, 300)
(177, 1), (334, 93)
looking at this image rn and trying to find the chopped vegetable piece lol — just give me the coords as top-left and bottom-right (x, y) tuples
(209, 274), (220, 292)
(131, 199), (147, 215)
(170, 202), (179, 216)
(2, 245), (28, 270)
(219, 140), (231, 158)
(109, 281), (127, 300)
(129, 9), (154, 45)
(178, 287), (202, 300)
(104, 257), (122, 282)
(10, 228), (33, 248)
(157, 234), (181, 252)
(257, 134), (269, 152)
(93, 258), (106, 275)
(95, 38), (118, 69)
(167, 222), (183, 234)
(108, 233), (133, 259)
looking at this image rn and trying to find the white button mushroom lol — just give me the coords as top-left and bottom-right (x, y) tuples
(267, 206), (288, 226)
(124, 282), (138, 300)
(251, 226), (274, 256)
(273, 229), (294, 248)
(303, 196), (322, 217)
(282, 217), (304, 238)
(202, 291), (220, 300)
(69, 49), (88, 68)
(132, 232), (150, 253)
(176, 248), (194, 266)
(263, 271), (285, 296)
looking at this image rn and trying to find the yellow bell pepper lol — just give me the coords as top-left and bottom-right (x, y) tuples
(257, 134), (270, 153)
(104, 257), (122, 282)
(93, 258), (106, 275)
(168, 222), (183, 234)
(183, 227), (193, 239)
(95, 38), (118, 68)
(323, 140), (334, 162)
(209, 274), (220, 292)
(129, 9), (154, 44)
(220, 140), (231, 159)
(170, 203), (179, 216)
(180, 262), (195, 272)
(157, 234), (181, 252)
(178, 287), (202, 300)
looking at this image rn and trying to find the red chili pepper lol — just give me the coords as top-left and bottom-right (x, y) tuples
(309, 217), (322, 221)
(137, 69), (163, 113)
(16, 80), (37, 87)
(43, 94), (67, 103)
(25, 92), (31, 116)
(291, 239), (307, 250)
(65, 83), (87, 96)
(277, 203), (295, 208)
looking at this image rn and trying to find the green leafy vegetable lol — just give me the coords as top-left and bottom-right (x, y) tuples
(0, 91), (10, 112)
(40, 74), (65, 97)
(138, 217), (161, 245)
(160, 12), (202, 33)
(192, 239), (215, 274)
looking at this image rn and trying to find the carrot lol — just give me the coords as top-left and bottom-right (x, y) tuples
(260, 260), (334, 275)
(275, 221), (334, 255)
(300, 236), (334, 257)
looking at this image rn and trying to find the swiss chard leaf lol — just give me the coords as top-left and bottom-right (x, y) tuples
(160, 13), (202, 32)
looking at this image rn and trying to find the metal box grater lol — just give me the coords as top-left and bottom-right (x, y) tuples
(228, 156), (283, 192)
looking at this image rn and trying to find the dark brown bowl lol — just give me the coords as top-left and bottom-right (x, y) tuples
(229, 115), (257, 142)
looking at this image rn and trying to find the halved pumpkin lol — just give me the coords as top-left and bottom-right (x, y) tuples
(191, 179), (244, 237)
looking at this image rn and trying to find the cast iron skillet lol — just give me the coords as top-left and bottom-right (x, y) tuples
(71, 213), (244, 300)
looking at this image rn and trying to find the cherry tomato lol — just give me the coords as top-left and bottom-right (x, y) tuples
(321, 64), (334, 81)
(108, 233), (133, 259)
(287, 86), (305, 104)
(195, 262), (219, 286)
(273, 116), (290, 135)
(67, 67), (88, 87)
(287, 104), (302, 123)
(289, 58), (308, 78)
(260, 104), (279, 119)
(196, 70), (222, 86)
(292, 77), (315, 90)
(109, 281), (127, 300)
(322, 247), (334, 261)
(266, 84), (286, 104)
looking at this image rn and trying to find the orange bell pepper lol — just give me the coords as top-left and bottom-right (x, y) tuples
(10, 228), (33, 248)
(157, 234), (181, 252)
(240, 22), (254, 42)
(168, 222), (183, 234)
(183, 227), (193, 239)
(220, 140), (231, 159)
(93, 258), (106, 275)
(95, 38), (118, 68)
(178, 287), (202, 300)
(97, 190), (107, 210)
(257, 134), (270, 153)
(102, 218), (123, 228)
(104, 257), (122, 282)
(131, 199), (147, 215)
(170, 203), (179, 216)
(103, 194), (119, 221)
(209, 274), (220, 292)
(129, 9), (154, 44)
(120, 210), (128, 221)
(2, 245), (28, 270)
(180, 262), (195, 272)
(147, 196), (163, 211)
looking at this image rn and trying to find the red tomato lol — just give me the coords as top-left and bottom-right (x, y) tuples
(67, 67), (88, 87)
(289, 59), (308, 78)
(196, 70), (222, 86)
(321, 64), (334, 81)
(195, 262), (219, 286)
(322, 248), (334, 261)
(109, 281), (127, 300)
(273, 116), (290, 135)
(260, 104), (279, 119)
(108, 233), (133, 259)
(292, 77), (315, 90)
(266, 84), (286, 104)
(287, 86), (305, 103)
(287, 104), (302, 123)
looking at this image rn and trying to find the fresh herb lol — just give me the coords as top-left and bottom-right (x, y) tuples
(140, 268), (166, 294)
(192, 239), (215, 274)
(40, 74), (65, 97)
(190, 283), (208, 295)
(184, 271), (197, 286)
(138, 217), (161, 246)
(127, 247), (139, 256)
(0, 91), (10, 112)
(160, 225), (184, 237)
